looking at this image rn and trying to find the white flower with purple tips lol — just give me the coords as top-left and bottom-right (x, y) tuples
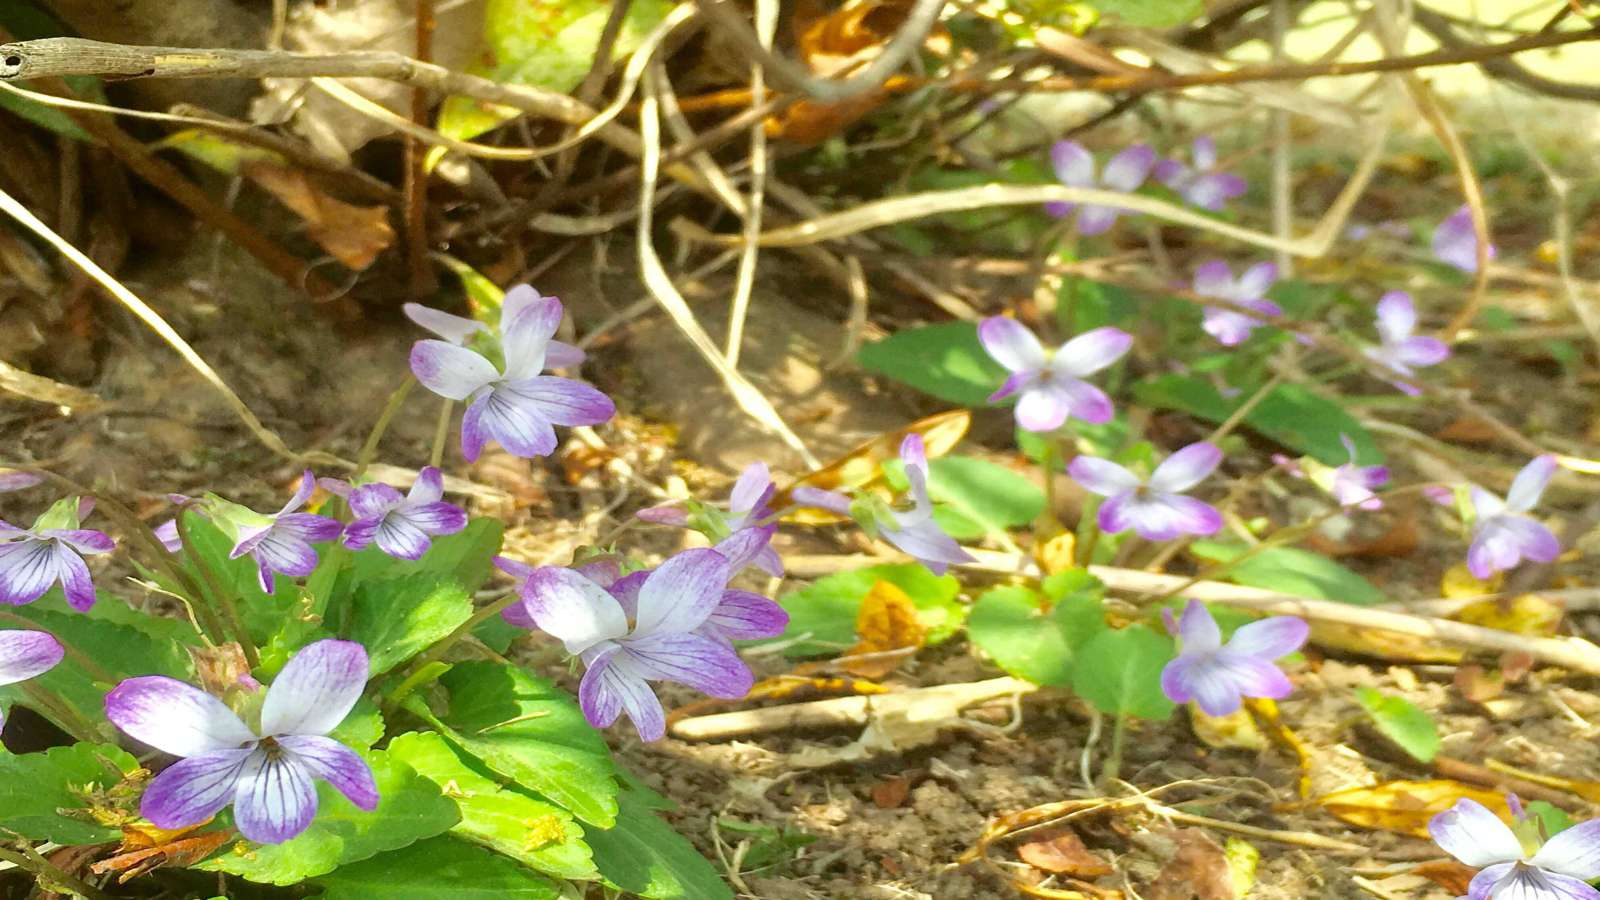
(409, 285), (615, 462)
(1429, 796), (1600, 900)
(1192, 260), (1281, 347)
(1155, 136), (1247, 212)
(1160, 600), (1308, 716)
(0, 630), (64, 730)
(1467, 455), (1561, 579)
(1433, 205), (1496, 274)
(1069, 442), (1224, 541)
(0, 496), (114, 611)
(509, 548), (761, 741)
(323, 467), (467, 562)
(1327, 435), (1389, 510)
(1045, 140), (1156, 235)
(637, 462), (784, 576)
(978, 318), (1132, 432)
(793, 435), (975, 576)
(220, 471), (342, 595)
(104, 639), (378, 844)
(1364, 291), (1450, 395)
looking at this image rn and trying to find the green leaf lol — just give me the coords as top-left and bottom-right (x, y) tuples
(774, 564), (964, 657)
(328, 697), (386, 750)
(0, 606), (193, 739)
(925, 457), (1045, 540)
(200, 748), (459, 885)
(585, 792), (733, 900)
(387, 731), (597, 880)
(1085, 0), (1203, 27)
(1134, 375), (1380, 465)
(1524, 801), (1574, 838)
(1070, 626), (1176, 720)
(314, 835), (561, 899)
(434, 662), (619, 827)
(1190, 542), (1388, 606)
(1057, 280), (1140, 333)
(437, 0), (673, 142)
(857, 322), (1008, 406)
(173, 511), (299, 648)
(968, 583), (1105, 686)
(347, 519), (505, 596)
(347, 576), (473, 676)
(0, 743), (141, 844)
(1355, 688), (1440, 763)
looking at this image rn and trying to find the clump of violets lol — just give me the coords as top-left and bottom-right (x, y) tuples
(0, 630), (64, 729)
(1468, 455), (1561, 579)
(637, 462), (783, 577)
(1045, 140), (1156, 235)
(1069, 442), (1224, 541)
(1364, 291), (1450, 395)
(1433, 204), (1496, 274)
(321, 467), (467, 562)
(978, 318), (1132, 432)
(505, 548), (768, 741)
(1155, 136), (1247, 212)
(0, 496), (114, 610)
(105, 640), (379, 844)
(1191, 260), (1281, 346)
(409, 285), (615, 462)
(793, 435), (975, 575)
(179, 471), (342, 595)
(1429, 795), (1600, 899)
(1160, 600), (1309, 716)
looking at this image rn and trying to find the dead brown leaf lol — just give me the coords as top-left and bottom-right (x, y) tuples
(185, 643), (255, 697)
(1144, 829), (1235, 900)
(1412, 859), (1476, 895)
(1312, 780), (1510, 838)
(872, 776), (912, 809)
(89, 823), (231, 883)
(1434, 415), (1500, 445)
(243, 161), (394, 271)
(1017, 829), (1113, 879)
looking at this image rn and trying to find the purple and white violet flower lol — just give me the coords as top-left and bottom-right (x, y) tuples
(1327, 435), (1389, 511)
(1155, 136), (1247, 212)
(1433, 205), (1496, 274)
(637, 462), (784, 577)
(104, 639), (379, 844)
(409, 285), (615, 462)
(404, 287), (585, 368)
(322, 467), (467, 562)
(1160, 600), (1309, 716)
(1069, 442), (1224, 541)
(1429, 796), (1600, 900)
(203, 471), (342, 595)
(978, 318), (1132, 432)
(506, 548), (760, 741)
(0, 496), (114, 611)
(1045, 140), (1156, 235)
(1467, 455), (1561, 579)
(793, 435), (975, 575)
(1364, 291), (1450, 395)
(1192, 260), (1282, 347)
(0, 629), (64, 730)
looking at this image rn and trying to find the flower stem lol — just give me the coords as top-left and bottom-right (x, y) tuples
(0, 844), (117, 900)
(429, 399), (454, 468)
(355, 377), (416, 479)
(175, 514), (258, 669)
(1101, 712), (1129, 786)
(381, 591), (521, 718)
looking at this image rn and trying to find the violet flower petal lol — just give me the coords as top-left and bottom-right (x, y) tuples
(1101, 144), (1155, 192)
(1507, 455), (1558, 513)
(1050, 141), (1095, 187)
(403, 303), (485, 345)
(1530, 818), (1600, 880)
(1067, 456), (1141, 497)
(348, 483), (403, 520)
(276, 734), (379, 811)
(633, 548), (730, 638)
(411, 340), (499, 401)
(1015, 384), (1074, 432)
(579, 647), (666, 741)
(259, 640), (369, 737)
(1148, 443), (1223, 493)
(53, 544), (97, 611)
(1226, 616), (1309, 659)
(1429, 798), (1523, 867)
(0, 630), (63, 685)
(1176, 600), (1222, 652)
(233, 751), (318, 844)
(139, 748), (254, 830)
(519, 567), (629, 653)
(500, 291), (562, 381)
(104, 675), (257, 756)
(1052, 326), (1132, 378)
(978, 317), (1047, 373)
(704, 590), (789, 641)
(504, 376), (616, 426)
(618, 631), (754, 698)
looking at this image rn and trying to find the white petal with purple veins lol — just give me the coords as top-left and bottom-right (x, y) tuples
(714, 526), (776, 573)
(275, 513), (343, 544)
(278, 471), (319, 517)
(0, 630), (63, 684)
(260, 640), (370, 737)
(348, 483), (403, 520)
(1067, 456), (1140, 497)
(978, 317), (1047, 374)
(500, 291), (563, 380)
(1176, 600), (1222, 652)
(376, 516), (432, 560)
(410, 341), (500, 401)
(1149, 443), (1222, 493)
(1235, 262), (1278, 300)
(1428, 798), (1523, 867)
(729, 462), (773, 514)
(276, 734), (379, 810)
(53, 544), (96, 611)
(105, 676), (257, 756)
(233, 751), (319, 844)
(579, 648), (666, 740)
(634, 548), (730, 637)
(41, 529), (114, 554)
(139, 747), (255, 830)
(1530, 819), (1600, 880)
(882, 519), (974, 575)
(521, 567), (629, 653)
(704, 590), (789, 641)
(249, 532), (320, 581)
(404, 502), (467, 535)
(1391, 336), (1450, 368)
(1052, 326), (1132, 378)
(1101, 493), (1221, 540)
(408, 467), (445, 504)
(792, 487), (852, 516)
(505, 376), (615, 427)
(469, 387), (559, 459)
(0, 540), (61, 606)
(619, 631), (754, 698)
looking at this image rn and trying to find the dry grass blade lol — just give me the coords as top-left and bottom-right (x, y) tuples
(0, 358), (101, 408)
